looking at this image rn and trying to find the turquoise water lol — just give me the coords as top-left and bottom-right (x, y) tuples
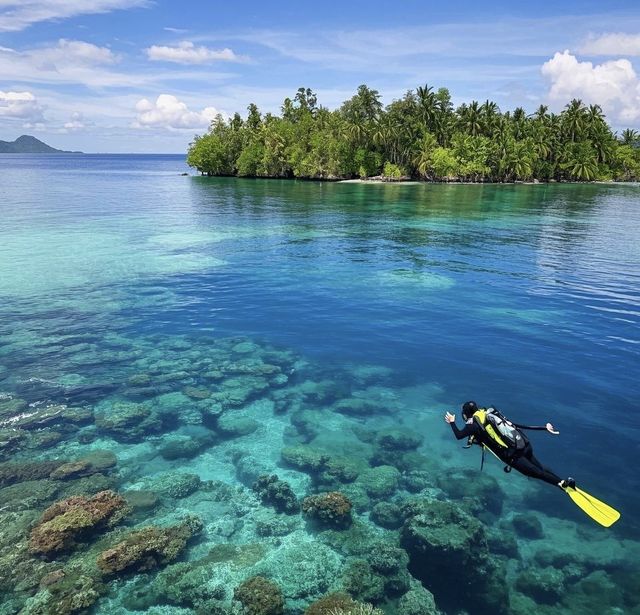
(1, 154), (639, 614)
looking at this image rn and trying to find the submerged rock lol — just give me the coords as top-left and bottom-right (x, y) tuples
(0, 403), (92, 431)
(511, 513), (545, 539)
(255, 513), (299, 537)
(252, 541), (342, 603)
(95, 401), (163, 442)
(396, 580), (440, 615)
(49, 450), (117, 481)
(514, 565), (565, 605)
(355, 465), (400, 499)
(400, 498), (509, 615)
(29, 490), (129, 556)
(370, 502), (403, 529)
(0, 478), (59, 511)
(0, 460), (64, 488)
(375, 428), (423, 452)
(436, 468), (504, 517)
(19, 572), (104, 615)
(153, 472), (202, 499)
(0, 428), (27, 459)
(216, 413), (259, 438)
(281, 446), (329, 474)
(0, 396), (28, 417)
(158, 434), (212, 460)
(97, 515), (203, 575)
(333, 398), (382, 417)
(124, 489), (159, 511)
(183, 385), (211, 400)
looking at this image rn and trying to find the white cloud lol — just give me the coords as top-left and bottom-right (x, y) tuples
(0, 0), (149, 32)
(0, 40), (236, 90)
(63, 111), (86, 131)
(0, 40), (140, 88)
(541, 50), (640, 123)
(133, 94), (225, 130)
(34, 38), (118, 68)
(0, 90), (44, 121)
(580, 33), (640, 56)
(146, 41), (242, 64)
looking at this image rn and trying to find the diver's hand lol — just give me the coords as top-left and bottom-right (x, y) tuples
(546, 422), (559, 435)
(444, 412), (456, 424)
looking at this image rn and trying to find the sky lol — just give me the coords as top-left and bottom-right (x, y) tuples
(1, 0), (640, 153)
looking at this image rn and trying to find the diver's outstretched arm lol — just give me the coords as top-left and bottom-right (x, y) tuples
(513, 422), (559, 435)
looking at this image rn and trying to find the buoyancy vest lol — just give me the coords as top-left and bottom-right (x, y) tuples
(471, 407), (529, 456)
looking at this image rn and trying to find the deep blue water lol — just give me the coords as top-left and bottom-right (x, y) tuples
(0, 154), (639, 613)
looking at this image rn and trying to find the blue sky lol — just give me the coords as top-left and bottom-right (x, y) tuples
(1, 0), (640, 152)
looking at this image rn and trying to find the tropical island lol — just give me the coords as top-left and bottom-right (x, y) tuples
(187, 84), (640, 183)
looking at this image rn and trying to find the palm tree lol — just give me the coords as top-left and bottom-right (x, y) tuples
(459, 101), (482, 136)
(511, 107), (528, 140)
(416, 84), (438, 131)
(589, 122), (615, 164)
(413, 133), (438, 178)
(532, 104), (549, 123)
(346, 120), (368, 148)
(562, 141), (599, 180)
(620, 128), (639, 146)
(563, 99), (586, 142)
(531, 123), (553, 161)
(480, 100), (499, 136)
(586, 104), (604, 127)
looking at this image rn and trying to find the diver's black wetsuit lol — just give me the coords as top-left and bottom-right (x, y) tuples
(449, 420), (562, 487)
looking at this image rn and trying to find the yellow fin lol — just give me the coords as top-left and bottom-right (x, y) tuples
(564, 486), (621, 527)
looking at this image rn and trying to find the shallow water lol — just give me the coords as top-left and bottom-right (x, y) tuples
(0, 154), (639, 614)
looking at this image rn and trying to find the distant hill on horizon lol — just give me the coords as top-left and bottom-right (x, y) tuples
(0, 135), (81, 154)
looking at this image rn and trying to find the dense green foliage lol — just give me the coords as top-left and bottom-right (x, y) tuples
(187, 85), (640, 182)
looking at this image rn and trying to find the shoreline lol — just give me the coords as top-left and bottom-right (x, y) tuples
(338, 178), (626, 185)
(191, 174), (637, 186)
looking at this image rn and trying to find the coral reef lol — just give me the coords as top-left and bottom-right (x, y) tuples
(0, 461), (64, 488)
(302, 492), (353, 529)
(49, 450), (117, 481)
(370, 502), (403, 529)
(252, 474), (299, 514)
(252, 541), (343, 604)
(152, 472), (202, 499)
(396, 580), (440, 615)
(342, 560), (385, 604)
(514, 565), (566, 605)
(1, 328), (638, 615)
(29, 490), (129, 556)
(436, 468), (505, 518)
(95, 401), (164, 442)
(401, 498), (509, 615)
(97, 515), (203, 574)
(233, 576), (284, 615)
(19, 571), (104, 615)
(355, 466), (400, 499)
(305, 592), (357, 614)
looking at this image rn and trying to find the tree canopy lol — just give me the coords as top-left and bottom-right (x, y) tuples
(187, 84), (640, 182)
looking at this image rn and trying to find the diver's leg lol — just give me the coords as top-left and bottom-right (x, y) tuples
(510, 455), (562, 487)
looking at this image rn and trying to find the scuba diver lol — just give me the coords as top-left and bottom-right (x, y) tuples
(445, 400), (572, 488)
(444, 401), (620, 527)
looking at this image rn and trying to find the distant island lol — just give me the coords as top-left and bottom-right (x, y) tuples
(187, 84), (640, 183)
(0, 135), (81, 154)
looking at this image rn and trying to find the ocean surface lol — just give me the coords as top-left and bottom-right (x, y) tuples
(0, 154), (639, 614)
